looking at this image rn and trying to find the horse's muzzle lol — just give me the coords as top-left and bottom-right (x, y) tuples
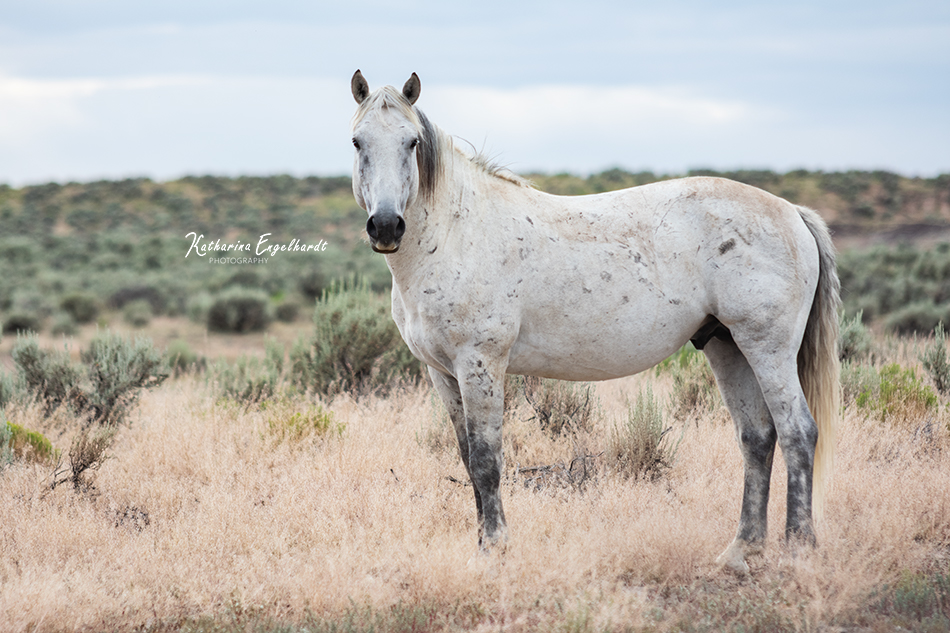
(367, 209), (406, 253)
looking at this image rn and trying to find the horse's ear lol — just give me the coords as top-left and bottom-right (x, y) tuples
(402, 73), (421, 105)
(351, 70), (370, 104)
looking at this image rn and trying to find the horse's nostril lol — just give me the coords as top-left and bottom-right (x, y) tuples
(394, 217), (406, 240)
(366, 217), (378, 240)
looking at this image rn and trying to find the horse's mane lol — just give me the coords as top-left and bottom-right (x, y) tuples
(352, 85), (529, 200)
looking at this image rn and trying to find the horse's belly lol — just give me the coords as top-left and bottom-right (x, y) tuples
(507, 298), (707, 381)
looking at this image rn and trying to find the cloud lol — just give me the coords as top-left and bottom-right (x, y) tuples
(421, 83), (778, 173)
(428, 84), (761, 132)
(0, 74), (210, 145)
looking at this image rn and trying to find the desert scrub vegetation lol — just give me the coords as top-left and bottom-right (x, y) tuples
(1, 332), (167, 490)
(289, 279), (423, 396)
(655, 342), (723, 420)
(2, 344), (950, 632)
(838, 243), (950, 334)
(522, 375), (598, 437)
(606, 383), (679, 480)
(1, 173), (948, 339)
(921, 322), (950, 396)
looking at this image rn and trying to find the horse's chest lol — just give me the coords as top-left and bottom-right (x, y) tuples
(392, 286), (516, 375)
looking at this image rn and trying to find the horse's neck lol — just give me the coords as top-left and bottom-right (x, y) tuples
(386, 147), (501, 284)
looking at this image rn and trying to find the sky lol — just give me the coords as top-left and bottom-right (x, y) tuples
(0, 0), (947, 185)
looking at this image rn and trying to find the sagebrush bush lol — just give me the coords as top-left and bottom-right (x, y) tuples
(657, 343), (722, 419)
(167, 340), (203, 375)
(841, 360), (881, 404)
(290, 279), (422, 395)
(606, 383), (678, 480)
(0, 419), (12, 467)
(12, 336), (83, 415)
(2, 311), (43, 335)
(10, 333), (167, 426)
(59, 292), (99, 324)
(80, 333), (168, 426)
(855, 363), (938, 425)
(50, 311), (78, 336)
(0, 367), (22, 409)
(186, 292), (214, 324)
(211, 339), (284, 404)
(522, 376), (596, 437)
(275, 300), (301, 323)
(920, 322), (950, 396)
(839, 310), (875, 362)
(122, 299), (153, 327)
(207, 287), (273, 333)
(885, 301), (948, 336)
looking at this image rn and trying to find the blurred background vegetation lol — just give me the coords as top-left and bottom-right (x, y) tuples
(0, 169), (948, 341)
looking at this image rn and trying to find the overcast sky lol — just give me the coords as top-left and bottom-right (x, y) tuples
(0, 0), (947, 185)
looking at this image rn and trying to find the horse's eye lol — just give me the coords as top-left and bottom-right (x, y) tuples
(352, 138), (361, 150)
(409, 138), (419, 150)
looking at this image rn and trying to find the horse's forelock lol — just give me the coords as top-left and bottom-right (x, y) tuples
(351, 86), (421, 132)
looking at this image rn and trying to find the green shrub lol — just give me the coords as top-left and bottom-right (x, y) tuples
(109, 285), (167, 315)
(0, 371), (20, 409)
(289, 279), (422, 395)
(606, 384), (679, 480)
(657, 343), (721, 419)
(211, 339), (284, 404)
(59, 292), (99, 324)
(839, 310), (874, 362)
(522, 376), (596, 437)
(50, 311), (78, 336)
(841, 361), (881, 404)
(854, 363), (938, 425)
(12, 336), (83, 415)
(167, 340), (203, 375)
(889, 571), (949, 624)
(0, 420), (12, 467)
(4, 421), (56, 464)
(266, 406), (343, 442)
(885, 301), (948, 336)
(275, 300), (300, 323)
(186, 292), (213, 323)
(207, 287), (273, 333)
(920, 322), (950, 396)
(122, 299), (153, 327)
(80, 332), (168, 426)
(2, 311), (43, 335)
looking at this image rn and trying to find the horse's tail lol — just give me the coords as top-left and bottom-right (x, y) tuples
(796, 206), (841, 520)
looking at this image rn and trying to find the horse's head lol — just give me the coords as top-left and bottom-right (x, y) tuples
(350, 70), (425, 254)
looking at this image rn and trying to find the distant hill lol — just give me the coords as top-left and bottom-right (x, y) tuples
(526, 169), (950, 248)
(3, 169), (947, 249)
(2, 169), (949, 336)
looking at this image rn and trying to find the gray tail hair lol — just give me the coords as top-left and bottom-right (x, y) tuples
(796, 206), (841, 521)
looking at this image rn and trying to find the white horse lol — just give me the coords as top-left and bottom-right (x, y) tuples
(349, 70), (840, 574)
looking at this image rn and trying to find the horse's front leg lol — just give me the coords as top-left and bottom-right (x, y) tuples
(450, 354), (508, 550)
(428, 366), (485, 532)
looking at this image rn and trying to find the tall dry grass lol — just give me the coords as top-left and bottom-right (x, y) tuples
(1, 367), (949, 631)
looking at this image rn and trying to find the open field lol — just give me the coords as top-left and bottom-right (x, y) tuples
(2, 334), (950, 632)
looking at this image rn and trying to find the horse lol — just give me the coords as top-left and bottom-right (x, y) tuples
(348, 70), (840, 574)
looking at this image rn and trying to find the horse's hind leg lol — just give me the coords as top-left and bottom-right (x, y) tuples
(703, 336), (777, 574)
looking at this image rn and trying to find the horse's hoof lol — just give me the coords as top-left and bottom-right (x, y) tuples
(716, 541), (753, 575)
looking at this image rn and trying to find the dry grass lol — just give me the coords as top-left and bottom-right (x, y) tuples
(2, 366), (950, 632)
